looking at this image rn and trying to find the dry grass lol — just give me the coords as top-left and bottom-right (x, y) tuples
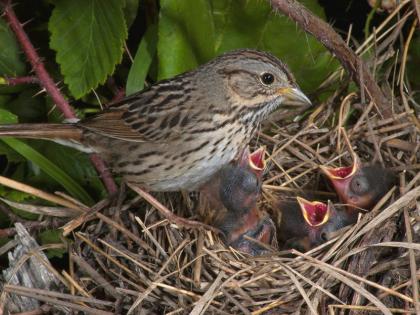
(1, 3), (419, 314)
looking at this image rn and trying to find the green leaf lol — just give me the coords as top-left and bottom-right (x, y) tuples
(212, 0), (338, 92)
(0, 108), (18, 124)
(1, 138), (94, 205)
(157, 0), (216, 79)
(38, 143), (106, 199)
(126, 24), (158, 95)
(5, 88), (46, 123)
(0, 20), (25, 76)
(38, 229), (66, 259)
(0, 109), (23, 163)
(49, 0), (128, 98)
(123, 0), (140, 29)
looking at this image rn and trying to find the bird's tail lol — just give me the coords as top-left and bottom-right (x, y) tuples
(0, 123), (82, 141)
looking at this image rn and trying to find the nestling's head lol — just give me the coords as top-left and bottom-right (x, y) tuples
(216, 147), (276, 255)
(320, 156), (396, 211)
(282, 198), (356, 251)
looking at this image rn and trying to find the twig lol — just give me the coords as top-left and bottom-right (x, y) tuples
(11, 304), (52, 315)
(128, 182), (221, 233)
(0, 219), (63, 238)
(402, 208), (420, 313)
(0, 75), (39, 86)
(270, 0), (391, 117)
(1, 0), (74, 117)
(70, 254), (121, 298)
(0, 175), (84, 210)
(412, 0), (420, 25)
(398, 19), (420, 130)
(89, 154), (118, 194)
(0, 0), (117, 194)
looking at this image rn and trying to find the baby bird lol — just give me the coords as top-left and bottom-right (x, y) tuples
(275, 197), (355, 251)
(203, 147), (276, 256)
(320, 154), (395, 211)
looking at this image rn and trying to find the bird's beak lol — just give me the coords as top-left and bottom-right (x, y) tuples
(248, 147), (266, 178)
(319, 156), (361, 202)
(297, 197), (330, 227)
(319, 154), (361, 181)
(278, 87), (312, 107)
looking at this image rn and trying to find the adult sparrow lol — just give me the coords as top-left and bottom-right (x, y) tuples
(0, 49), (311, 191)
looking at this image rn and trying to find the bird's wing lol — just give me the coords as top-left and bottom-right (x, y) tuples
(79, 79), (198, 143)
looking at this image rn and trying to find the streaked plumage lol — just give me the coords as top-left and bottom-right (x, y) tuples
(0, 49), (311, 191)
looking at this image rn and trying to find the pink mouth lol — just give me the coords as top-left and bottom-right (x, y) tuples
(327, 166), (354, 179)
(297, 197), (330, 227)
(249, 147), (265, 170)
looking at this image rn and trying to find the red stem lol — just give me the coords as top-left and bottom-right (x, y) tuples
(2, 0), (75, 118)
(89, 154), (118, 194)
(3, 75), (39, 86)
(1, 0), (117, 195)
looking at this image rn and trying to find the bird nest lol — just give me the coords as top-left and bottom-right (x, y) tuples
(1, 6), (420, 315)
(2, 96), (419, 314)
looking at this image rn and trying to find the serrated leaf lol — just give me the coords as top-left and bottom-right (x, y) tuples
(0, 20), (25, 76)
(126, 24), (158, 95)
(157, 0), (216, 79)
(123, 0), (140, 29)
(49, 0), (127, 98)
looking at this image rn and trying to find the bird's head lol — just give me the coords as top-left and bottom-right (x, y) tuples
(212, 49), (312, 122)
(296, 198), (355, 249)
(320, 156), (395, 211)
(216, 146), (276, 255)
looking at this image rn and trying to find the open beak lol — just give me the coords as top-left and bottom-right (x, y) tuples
(279, 87), (312, 108)
(248, 147), (266, 178)
(319, 155), (361, 202)
(296, 197), (330, 227)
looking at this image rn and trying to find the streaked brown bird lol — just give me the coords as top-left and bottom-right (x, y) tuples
(0, 49), (311, 191)
(275, 197), (355, 251)
(203, 147), (276, 255)
(320, 155), (395, 211)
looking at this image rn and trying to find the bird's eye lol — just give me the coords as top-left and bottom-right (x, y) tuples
(350, 176), (369, 194)
(320, 232), (328, 242)
(260, 72), (275, 85)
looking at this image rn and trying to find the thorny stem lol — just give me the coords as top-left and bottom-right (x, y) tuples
(1, 0), (75, 118)
(1, 0), (117, 194)
(270, 0), (392, 118)
(1, 75), (39, 86)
